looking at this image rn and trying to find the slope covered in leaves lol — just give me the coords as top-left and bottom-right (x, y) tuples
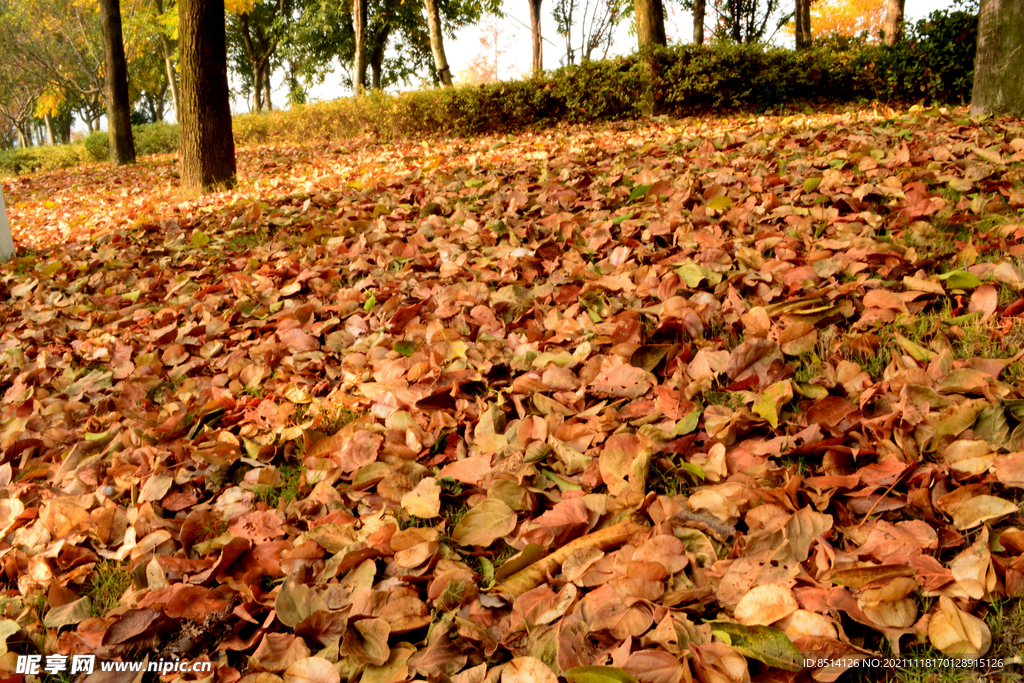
(3, 105), (1024, 682)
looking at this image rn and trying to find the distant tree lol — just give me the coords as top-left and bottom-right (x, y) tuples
(178, 0), (236, 191)
(100, 0), (136, 164)
(228, 1), (284, 110)
(554, 0), (625, 63)
(882, 0), (903, 43)
(457, 16), (517, 83)
(971, 0), (1024, 115)
(711, 0), (788, 42)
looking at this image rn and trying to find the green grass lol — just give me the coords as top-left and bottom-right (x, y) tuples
(87, 560), (132, 617)
(253, 463), (305, 508)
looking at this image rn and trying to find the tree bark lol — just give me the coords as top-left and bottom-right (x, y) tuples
(178, 0), (236, 192)
(264, 76), (272, 112)
(692, 0), (705, 44)
(795, 0), (811, 48)
(971, 0), (1024, 115)
(44, 113), (55, 146)
(529, 0), (543, 74)
(100, 0), (136, 164)
(423, 0), (452, 86)
(635, 0), (666, 48)
(882, 0), (904, 44)
(352, 0), (367, 94)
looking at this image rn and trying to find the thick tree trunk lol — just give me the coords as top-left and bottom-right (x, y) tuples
(529, 0), (543, 74)
(352, 0), (367, 94)
(692, 0), (705, 44)
(44, 113), (55, 146)
(635, 0), (666, 48)
(883, 0), (904, 44)
(100, 0), (136, 164)
(423, 0), (452, 86)
(178, 0), (236, 191)
(635, 0), (665, 117)
(971, 0), (1024, 115)
(264, 76), (272, 112)
(795, 0), (811, 48)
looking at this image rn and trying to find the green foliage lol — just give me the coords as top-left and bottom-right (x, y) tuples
(850, 10), (978, 103)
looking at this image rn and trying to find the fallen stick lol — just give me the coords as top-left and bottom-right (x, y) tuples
(492, 518), (645, 597)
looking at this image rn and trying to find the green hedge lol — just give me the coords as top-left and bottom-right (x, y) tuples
(1, 9), (976, 177)
(231, 9), (976, 142)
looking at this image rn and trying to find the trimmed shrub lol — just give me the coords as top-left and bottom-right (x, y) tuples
(83, 122), (181, 161)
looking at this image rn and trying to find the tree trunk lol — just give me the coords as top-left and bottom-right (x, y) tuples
(154, 83), (167, 122)
(58, 113), (72, 143)
(635, 0), (665, 117)
(44, 113), (55, 146)
(801, 0), (811, 47)
(264, 75), (272, 112)
(635, 0), (666, 48)
(159, 35), (180, 118)
(178, 0), (236, 191)
(883, 0), (904, 44)
(971, 0), (1024, 115)
(529, 0), (543, 74)
(692, 0), (705, 44)
(423, 0), (452, 86)
(794, 0), (811, 48)
(352, 0), (367, 94)
(100, 0), (136, 164)
(369, 25), (389, 91)
(253, 62), (265, 111)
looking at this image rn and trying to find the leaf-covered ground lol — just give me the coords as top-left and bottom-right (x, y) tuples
(4, 105), (1024, 683)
